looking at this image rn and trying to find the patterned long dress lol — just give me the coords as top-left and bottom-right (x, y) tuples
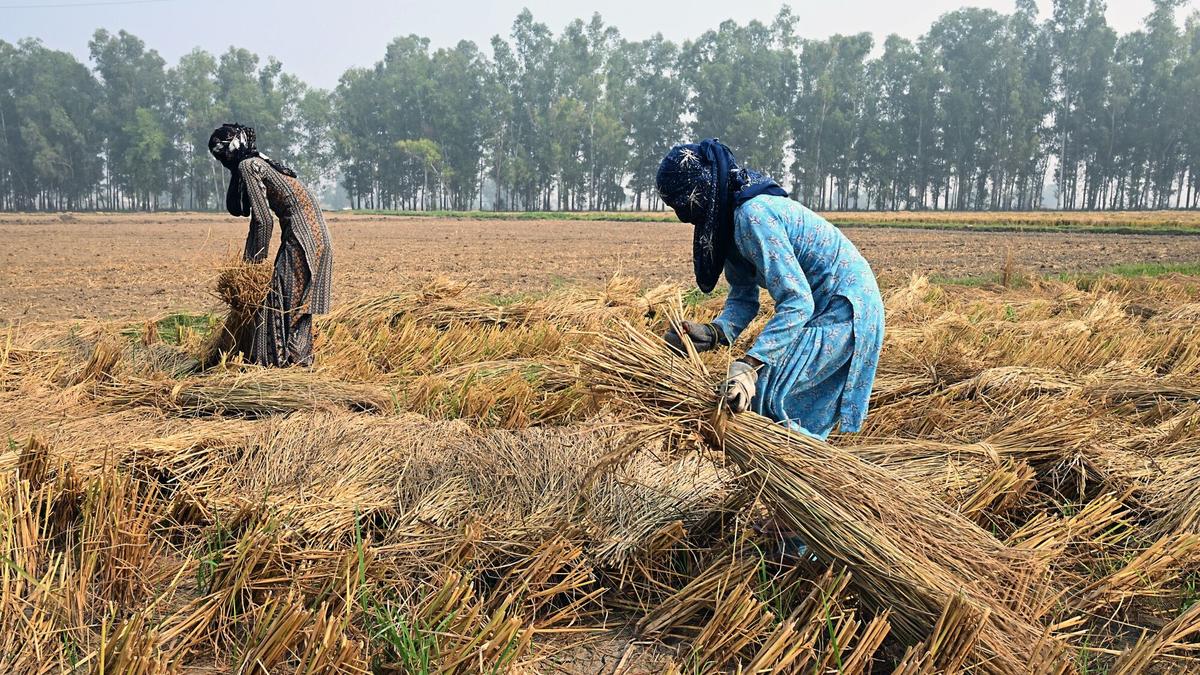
(238, 156), (333, 367)
(711, 195), (885, 439)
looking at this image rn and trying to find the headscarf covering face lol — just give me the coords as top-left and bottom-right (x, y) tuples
(656, 139), (788, 293)
(208, 123), (296, 217)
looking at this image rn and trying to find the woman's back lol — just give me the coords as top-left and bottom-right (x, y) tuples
(237, 155), (333, 315)
(733, 195), (879, 317)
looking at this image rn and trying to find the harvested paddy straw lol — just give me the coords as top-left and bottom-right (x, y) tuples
(203, 256), (272, 365)
(98, 369), (395, 417)
(6, 271), (1200, 671)
(577, 312), (1072, 673)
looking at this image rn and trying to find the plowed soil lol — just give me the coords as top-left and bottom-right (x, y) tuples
(3, 212), (1199, 321)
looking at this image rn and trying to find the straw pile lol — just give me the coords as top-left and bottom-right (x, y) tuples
(202, 256), (272, 365)
(3, 270), (1200, 672)
(576, 315), (1070, 673)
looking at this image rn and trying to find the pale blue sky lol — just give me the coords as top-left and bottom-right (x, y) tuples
(1, 0), (1191, 89)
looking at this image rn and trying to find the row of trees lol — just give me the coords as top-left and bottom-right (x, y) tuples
(0, 30), (331, 211)
(2, 1), (1198, 212)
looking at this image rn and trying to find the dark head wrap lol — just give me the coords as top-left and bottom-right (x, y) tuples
(208, 123), (296, 217)
(656, 139), (788, 293)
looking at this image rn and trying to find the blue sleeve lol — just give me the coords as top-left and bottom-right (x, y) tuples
(735, 201), (814, 366)
(710, 256), (760, 344)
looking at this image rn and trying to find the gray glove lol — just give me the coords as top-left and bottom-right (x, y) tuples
(663, 321), (725, 356)
(722, 359), (759, 413)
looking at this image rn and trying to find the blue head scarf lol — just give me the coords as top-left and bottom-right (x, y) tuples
(655, 139), (788, 293)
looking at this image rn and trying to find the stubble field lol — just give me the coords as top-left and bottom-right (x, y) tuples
(2, 210), (1200, 673)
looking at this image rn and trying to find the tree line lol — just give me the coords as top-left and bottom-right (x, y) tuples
(2, 0), (1198, 213)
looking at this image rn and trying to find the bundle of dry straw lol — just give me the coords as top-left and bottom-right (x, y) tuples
(576, 310), (1073, 674)
(203, 257), (272, 365)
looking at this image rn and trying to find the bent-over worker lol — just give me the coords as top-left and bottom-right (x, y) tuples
(209, 123), (333, 367)
(656, 139), (884, 440)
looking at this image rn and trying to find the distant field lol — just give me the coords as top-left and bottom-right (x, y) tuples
(826, 209), (1200, 233)
(5, 212), (1200, 321)
(354, 208), (1200, 233)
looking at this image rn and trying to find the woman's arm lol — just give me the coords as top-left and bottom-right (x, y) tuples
(711, 257), (760, 344)
(239, 159), (273, 262)
(735, 201), (814, 367)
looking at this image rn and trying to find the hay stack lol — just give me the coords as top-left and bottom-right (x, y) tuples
(576, 315), (1072, 674)
(202, 257), (272, 366)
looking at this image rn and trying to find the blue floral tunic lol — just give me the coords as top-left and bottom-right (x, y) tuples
(710, 195), (884, 439)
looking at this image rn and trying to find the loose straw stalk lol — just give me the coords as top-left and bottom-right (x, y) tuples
(575, 310), (1073, 674)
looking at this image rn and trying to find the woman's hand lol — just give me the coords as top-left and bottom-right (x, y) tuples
(663, 321), (725, 356)
(721, 358), (761, 413)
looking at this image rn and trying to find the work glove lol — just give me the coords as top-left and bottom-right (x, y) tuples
(663, 321), (725, 356)
(722, 359), (759, 413)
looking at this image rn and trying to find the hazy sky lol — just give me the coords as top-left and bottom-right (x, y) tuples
(1, 0), (1193, 89)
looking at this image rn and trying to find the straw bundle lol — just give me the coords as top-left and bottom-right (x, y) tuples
(576, 316), (1071, 673)
(1084, 373), (1200, 408)
(19, 409), (736, 570)
(1151, 302), (1200, 324)
(893, 595), (986, 674)
(203, 257), (272, 365)
(98, 370), (395, 417)
(584, 451), (737, 568)
(215, 257), (272, 310)
(0, 466), (180, 673)
(848, 439), (1031, 510)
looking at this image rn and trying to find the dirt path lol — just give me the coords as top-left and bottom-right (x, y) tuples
(2, 212), (1198, 321)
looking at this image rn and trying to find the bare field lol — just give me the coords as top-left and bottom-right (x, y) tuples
(3, 211), (1200, 321)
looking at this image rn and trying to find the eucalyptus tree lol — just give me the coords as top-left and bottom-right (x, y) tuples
(1049, 0), (1117, 208)
(1, 39), (101, 210)
(793, 32), (872, 208)
(683, 11), (796, 182)
(1180, 14), (1200, 208)
(616, 35), (687, 210)
(5, 5), (1200, 212)
(1130, 0), (1187, 207)
(0, 41), (14, 210)
(90, 29), (171, 209)
(427, 41), (491, 209)
(165, 48), (219, 209)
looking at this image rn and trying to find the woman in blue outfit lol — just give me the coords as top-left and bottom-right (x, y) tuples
(657, 139), (884, 440)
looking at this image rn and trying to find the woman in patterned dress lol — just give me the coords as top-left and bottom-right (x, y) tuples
(656, 139), (884, 440)
(208, 123), (333, 367)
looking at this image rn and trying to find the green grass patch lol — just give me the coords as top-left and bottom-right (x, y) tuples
(682, 286), (727, 308)
(121, 312), (217, 345)
(934, 261), (1200, 288)
(1068, 262), (1200, 278)
(365, 600), (446, 674)
(479, 290), (547, 307)
(928, 272), (1032, 289)
(1182, 571), (1199, 611)
(196, 518), (233, 594)
(480, 275), (573, 307)
(360, 585), (524, 675)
